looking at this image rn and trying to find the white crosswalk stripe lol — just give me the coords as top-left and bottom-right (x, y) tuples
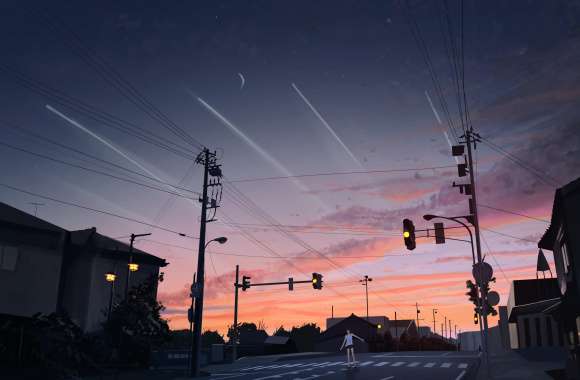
(391, 361), (405, 367)
(374, 361), (390, 366)
(359, 361), (374, 366)
(424, 362), (436, 368)
(458, 363), (468, 369)
(407, 361), (421, 367)
(441, 362), (452, 368)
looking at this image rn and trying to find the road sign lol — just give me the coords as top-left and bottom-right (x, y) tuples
(487, 291), (500, 306)
(472, 262), (493, 284)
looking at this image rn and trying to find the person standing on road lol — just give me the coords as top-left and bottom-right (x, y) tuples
(339, 330), (365, 367)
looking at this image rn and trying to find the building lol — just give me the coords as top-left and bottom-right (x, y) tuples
(0, 202), (168, 332)
(538, 177), (580, 377)
(327, 315), (388, 330)
(389, 319), (418, 339)
(316, 313), (379, 352)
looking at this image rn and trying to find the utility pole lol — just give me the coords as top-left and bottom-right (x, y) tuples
(432, 308), (438, 336)
(191, 148), (222, 377)
(464, 128), (490, 359)
(125, 232), (151, 298)
(394, 312), (398, 351)
(232, 265), (239, 363)
(449, 319), (452, 340)
(415, 303), (420, 333)
(360, 275), (372, 321)
(28, 202), (44, 216)
(444, 316), (447, 340)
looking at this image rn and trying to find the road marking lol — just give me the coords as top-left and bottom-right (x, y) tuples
(458, 363), (468, 369)
(374, 361), (390, 366)
(455, 370), (467, 380)
(391, 361), (405, 367)
(441, 362), (452, 368)
(380, 377), (395, 380)
(324, 361), (344, 366)
(407, 361), (420, 367)
(242, 365), (267, 371)
(359, 361), (374, 366)
(442, 352), (451, 356)
(424, 362), (436, 368)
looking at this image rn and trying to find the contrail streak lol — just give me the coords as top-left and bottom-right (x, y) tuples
(424, 91), (459, 164)
(45, 104), (202, 206)
(291, 83), (363, 169)
(192, 93), (309, 192)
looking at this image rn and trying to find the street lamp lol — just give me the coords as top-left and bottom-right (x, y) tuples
(423, 214), (475, 265)
(359, 275), (373, 321)
(105, 272), (116, 321)
(207, 236), (228, 247)
(125, 232), (152, 298)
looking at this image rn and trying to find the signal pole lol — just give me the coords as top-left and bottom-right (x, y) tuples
(232, 265), (239, 363)
(191, 148), (222, 377)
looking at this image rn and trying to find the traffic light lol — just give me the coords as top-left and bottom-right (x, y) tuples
(465, 280), (478, 306)
(242, 276), (251, 291)
(473, 312), (478, 325)
(312, 273), (323, 290)
(403, 218), (416, 250)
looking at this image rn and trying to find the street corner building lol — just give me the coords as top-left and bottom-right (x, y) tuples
(538, 176), (580, 378)
(0, 201), (168, 333)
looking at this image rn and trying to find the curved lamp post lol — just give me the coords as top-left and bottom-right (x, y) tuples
(423, 214), (475, 265)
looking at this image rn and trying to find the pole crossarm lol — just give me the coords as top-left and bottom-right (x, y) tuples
(239, 279), (312, 288)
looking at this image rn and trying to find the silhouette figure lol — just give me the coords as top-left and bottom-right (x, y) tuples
(339, 329), (365, 367)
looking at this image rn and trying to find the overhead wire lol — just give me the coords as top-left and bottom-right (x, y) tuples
(0, 183), (198, 238)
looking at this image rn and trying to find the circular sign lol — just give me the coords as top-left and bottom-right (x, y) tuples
(487, 291), (500, 306)
(472, 262), (493, 283)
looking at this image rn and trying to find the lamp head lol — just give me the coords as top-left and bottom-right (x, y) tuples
(423, 214), (435, 221)
(215, 237), (228, 244)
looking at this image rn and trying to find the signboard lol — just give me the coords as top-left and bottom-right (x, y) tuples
(472, 262), (493, 284)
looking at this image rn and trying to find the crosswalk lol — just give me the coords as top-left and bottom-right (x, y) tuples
(240, 359), (471, 372)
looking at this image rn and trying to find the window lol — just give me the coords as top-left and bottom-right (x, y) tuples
(535, 318), (542, 346)
(524, 318), (531, 348)
(562, 242), (571, 274)
(0, 245), (19, 271)
(547, 318), (554, 346)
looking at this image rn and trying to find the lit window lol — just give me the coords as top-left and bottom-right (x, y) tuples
(128, 263), (139, 272)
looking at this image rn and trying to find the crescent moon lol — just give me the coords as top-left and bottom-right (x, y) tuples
(238, 72), (245, 89)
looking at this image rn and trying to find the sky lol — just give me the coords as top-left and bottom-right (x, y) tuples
(1, 0), (580, 336)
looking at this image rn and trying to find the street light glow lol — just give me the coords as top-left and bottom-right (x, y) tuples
(105, 273), (116, 282)
(128, 263), (139, 272)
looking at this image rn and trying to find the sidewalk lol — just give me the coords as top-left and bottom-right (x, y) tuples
(477, 350), (564, 380)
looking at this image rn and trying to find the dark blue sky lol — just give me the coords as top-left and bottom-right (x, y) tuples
(1, 0), (579, 331)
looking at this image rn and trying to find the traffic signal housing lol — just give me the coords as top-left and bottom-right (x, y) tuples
(312, 273), (323, 290)
(242, 276), (251, 291)
(466, 280), (479, 307)
(403, 218), (416, 250)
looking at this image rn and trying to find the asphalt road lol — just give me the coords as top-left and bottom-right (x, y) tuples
(208, 351), (481, 380)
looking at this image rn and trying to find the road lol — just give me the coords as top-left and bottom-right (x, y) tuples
(208, 351), (481, 380)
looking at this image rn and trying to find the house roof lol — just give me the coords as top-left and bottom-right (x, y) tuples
(389, 319), (416, 329)
(508, 298), (561, 322)
(319, 313), (378, 342)
(264, 336), (291, 345)
(539, 177), (580, 250)
(0, 202), (65, 233)
(70, 228), (168, 267)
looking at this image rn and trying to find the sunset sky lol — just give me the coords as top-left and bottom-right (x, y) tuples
(1, 0), (580, 336)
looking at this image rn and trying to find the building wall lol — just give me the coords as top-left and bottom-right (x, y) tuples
(515, 314), (563, 349)
(0, 228), (65, 317)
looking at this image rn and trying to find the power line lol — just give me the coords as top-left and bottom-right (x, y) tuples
(28, 7), (205, 150)
(226, 165), (457, 183)
(480, 227), (537, 244)
(0, 122), (201, 196)
(0, 183), (198, 239)
(0, 140), (200, 200)
(0, 65), (197, 160)
(479, 204), (549, 223)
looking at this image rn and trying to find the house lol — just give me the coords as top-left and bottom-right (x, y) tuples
(0, 202), (168, 332)
(388, 319), (418, 339)
(538, 177), (580, 377)
(263, 335), (298, 355)
(326, 315), (388, 330)
(316, 313), (379, 352)
(506, 278), (562, 349)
